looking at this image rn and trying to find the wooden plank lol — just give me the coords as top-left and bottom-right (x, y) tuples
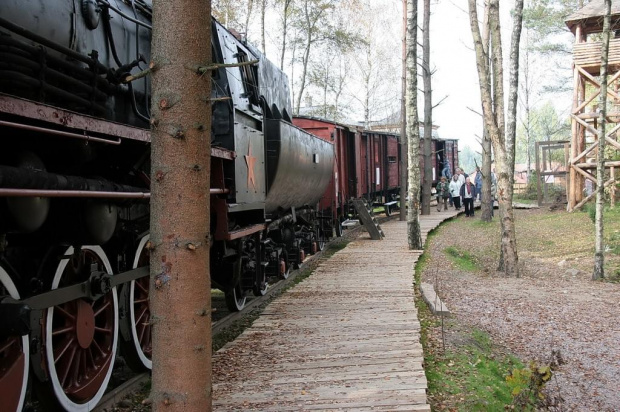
(212, 208), (461, 410)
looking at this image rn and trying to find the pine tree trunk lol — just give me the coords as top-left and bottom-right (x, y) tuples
(150, 1), (212, 409)
(245, 0), (254, 36)
(406, 0), (422, 249)
(594, 0), (611, 280)
(400, 0), (407, 222)
(421, 0), (432, 216)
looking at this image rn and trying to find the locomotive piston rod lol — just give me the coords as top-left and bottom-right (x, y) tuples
(0, 266), (149, 337)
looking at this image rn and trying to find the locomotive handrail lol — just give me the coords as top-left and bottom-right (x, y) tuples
(0, 120), (122, 145)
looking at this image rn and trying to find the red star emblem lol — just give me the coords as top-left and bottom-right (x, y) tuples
(245, 143), (257, 190)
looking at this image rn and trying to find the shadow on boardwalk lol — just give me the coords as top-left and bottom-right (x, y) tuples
(212, 208), (460, 411)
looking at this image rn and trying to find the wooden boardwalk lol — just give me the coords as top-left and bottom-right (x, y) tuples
(212, 208), (460, 411)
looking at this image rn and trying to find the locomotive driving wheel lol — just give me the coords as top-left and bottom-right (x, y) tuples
(224, 252), (246, 312)
(40, 246), (118, 411)
(120, 235), (152, 371)
(0, 267), (29, 412)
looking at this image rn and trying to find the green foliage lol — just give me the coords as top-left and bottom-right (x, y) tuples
(523, 0), (582, 53)
(516, 101), (570, 166)
(458, 145), (481, 175)
(444, 246), (479, 272)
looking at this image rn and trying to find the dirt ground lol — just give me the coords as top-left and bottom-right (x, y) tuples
(422, 208), (620, 411)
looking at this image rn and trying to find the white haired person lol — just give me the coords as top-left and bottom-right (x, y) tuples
(449, 174), (462, 210)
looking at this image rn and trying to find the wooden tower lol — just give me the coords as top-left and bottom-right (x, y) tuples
(566, 1), (620, 211)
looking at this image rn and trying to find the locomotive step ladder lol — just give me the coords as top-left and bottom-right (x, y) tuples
(351, 199), (384, 240)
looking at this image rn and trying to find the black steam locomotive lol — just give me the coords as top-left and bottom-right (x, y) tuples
(0, 1), (334, 410)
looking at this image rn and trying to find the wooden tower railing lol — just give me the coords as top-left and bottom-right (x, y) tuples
(568, 27), (620, 211)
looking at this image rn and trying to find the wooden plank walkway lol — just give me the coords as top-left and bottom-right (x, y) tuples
(212, 208), (460, 411)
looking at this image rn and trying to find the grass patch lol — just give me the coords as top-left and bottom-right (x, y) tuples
(444, 246), (480, 272)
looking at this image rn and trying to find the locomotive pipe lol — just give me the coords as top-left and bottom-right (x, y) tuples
(0, 17), (112, 75)
(0, 53), (109, 101)
(0, 71), (108, 114)
(0, 188), (149, 199)
(0, 188), (229, 198)
(0, 120), (122, 145)
(0, 165), (146, 194)
(98, 0), (153, 30)
(0, 35), (121, 94)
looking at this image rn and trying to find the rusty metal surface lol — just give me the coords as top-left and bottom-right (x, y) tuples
(225, 224), (266, 241)
(0, 94), (150, 142)
(211, 147), (236, 160)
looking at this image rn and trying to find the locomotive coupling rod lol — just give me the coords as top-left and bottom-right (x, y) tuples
(0, 266), (149, 338)
(19, 266), (149, 310)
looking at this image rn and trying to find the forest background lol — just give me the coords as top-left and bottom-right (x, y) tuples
(212, 0), (580, 175)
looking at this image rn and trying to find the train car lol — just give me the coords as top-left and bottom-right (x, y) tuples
(294, 116), (459, 222)
(0, 3), (333, 411)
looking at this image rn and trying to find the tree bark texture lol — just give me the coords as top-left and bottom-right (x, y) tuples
(261, 0), (267, 56)
(468, 0), (521, 276)
(279, 0), (293, 70)
(400, 0), (407, 222)
(421, 0), (432, 216)
(406, 0), (422, 250)
(594, 0), (611, 280)
(480, 1), (493, 223)
(150, 1), (212, 410)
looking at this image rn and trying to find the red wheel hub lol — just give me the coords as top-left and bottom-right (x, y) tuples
(0, 336), (25, 412)
(76, 300), (95, 349)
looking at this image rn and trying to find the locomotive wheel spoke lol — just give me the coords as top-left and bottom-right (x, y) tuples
(0, 267), (29, 412)
(43, 246), (118, 410)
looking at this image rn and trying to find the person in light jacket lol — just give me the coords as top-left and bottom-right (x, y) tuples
(474, 167), (483, 201)
(449, 174), (462, 210)
(460, 176), (477, 217)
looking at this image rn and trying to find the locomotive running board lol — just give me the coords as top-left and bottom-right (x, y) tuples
(351, 199), (384, 240)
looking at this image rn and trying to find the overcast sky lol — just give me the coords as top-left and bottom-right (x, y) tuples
(249, 0), (575, 151)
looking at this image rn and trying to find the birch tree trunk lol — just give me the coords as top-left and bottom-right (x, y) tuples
(261, 0), (267, 56)
(501, 0), (523, 276)
(593, 0), (611, 280)
(421, 0), (432, 216)
(150, 0), (212, 410)
(406, 0), (422, 249)
(280, 0), (292, 70)
(245, 0), (254, 36)
(468, 0), (522, 277)
(480, 1), (493, 223)
(400, 0), (407, 222)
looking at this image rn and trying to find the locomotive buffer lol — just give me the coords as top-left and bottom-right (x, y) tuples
(352, 199), (385, 240)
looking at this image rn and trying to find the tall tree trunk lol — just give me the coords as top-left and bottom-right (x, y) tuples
(295, 0), (313, 114)
(480, 1), (493, 222)
(468, 0), (522, 277)
(481, 129), (493, 221)
(400, 0), (407, 222)
(261, 0), (267, 56)
(150, 0), (212, 410)
(280, 0), (292, 70)
(502, 0), (523, 276)
(594, 0), (611, 280)
(421, 0), (432, 215)
(245, 0), (254, 36)
(406, 0), (422, 249)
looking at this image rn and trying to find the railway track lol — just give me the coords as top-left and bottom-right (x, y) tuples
(88, 215), (393, 412)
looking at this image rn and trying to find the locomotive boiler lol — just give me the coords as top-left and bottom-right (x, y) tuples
(0, 1), (334, 410)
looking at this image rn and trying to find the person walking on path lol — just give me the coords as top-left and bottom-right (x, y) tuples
(474, 167), (483, 201)
(436, 176), (450, 212)
(460, 176), (477, 217)
(449, 174), (462, 210)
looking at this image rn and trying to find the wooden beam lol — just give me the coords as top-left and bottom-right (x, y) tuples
(573, 178), (616, 210)
(574, 160), (620, 168)
(572, 164), (598, 183)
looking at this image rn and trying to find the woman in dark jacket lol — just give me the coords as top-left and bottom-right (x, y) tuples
(460, 177), (477, 217)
